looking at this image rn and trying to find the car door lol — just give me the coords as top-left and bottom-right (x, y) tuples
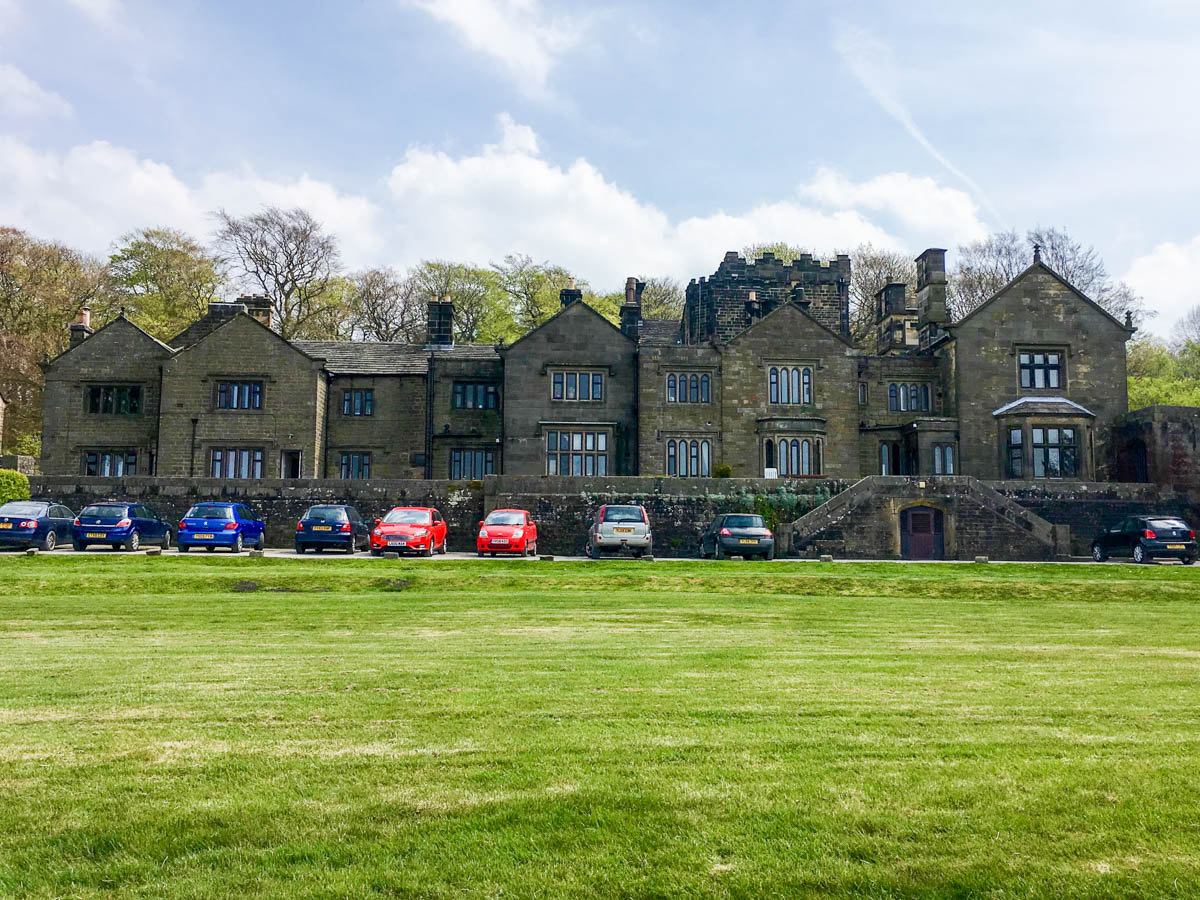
(525, 512), (536, 545)
(433, 510), (446, 547)
(1117, 518), (1139, 556)
(51, 505), (71, 541)
(242, 505), (263, 541)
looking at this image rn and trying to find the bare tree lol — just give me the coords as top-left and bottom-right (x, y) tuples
(742, 242), (814, 263)
(214, 207), (344, 339)
(638, 276), (685, 321)
(1178, 305), (1200, 345)
(349, 268), (423, 342)
(846, 243), (916, 346)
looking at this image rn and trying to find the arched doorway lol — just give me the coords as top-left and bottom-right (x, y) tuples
(900, 506), (944, 559)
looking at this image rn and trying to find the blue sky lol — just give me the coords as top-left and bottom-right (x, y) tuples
(2, 0), (1199, 335)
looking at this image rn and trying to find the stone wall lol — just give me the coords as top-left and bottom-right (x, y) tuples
(0, 455), (38, 475)
(1110, 406), (1200, 489)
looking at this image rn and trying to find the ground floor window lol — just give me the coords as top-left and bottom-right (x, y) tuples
(767, 437), (822, 476)
(84, 449), (137, 477)
(450, 448), (495, 480)
(1006, 428), (1023, 478)
(340, 452), (371, 479)
(666, 438), (712, 476)
(210, 447), (264, 479)
(546, 430), (608, 475)
(933, 443), (955, 475)
(1032, 426), (1077, 478)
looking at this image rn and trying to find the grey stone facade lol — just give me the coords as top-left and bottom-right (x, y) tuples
(39, 247), (1144, 491)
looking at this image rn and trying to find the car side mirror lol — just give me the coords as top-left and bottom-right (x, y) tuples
(374, 517), (382, 526)
(478, 520), (484, 528)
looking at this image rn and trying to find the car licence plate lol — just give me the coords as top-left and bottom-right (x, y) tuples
(194, 533), (214, 540)
(313, 525), (332, 531)
(0, 523), (11, 529)
(388, 540), (407, 547)
(1168, 543), (1185, 549)
(491, 538), (508, 544)
(86, 532), (106, 538)
(614, 527), (634, 533)
(739, 539), (758, 545)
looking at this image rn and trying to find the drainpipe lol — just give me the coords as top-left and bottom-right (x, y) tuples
(188, 417), (198, 477)
(154, 362), (165, 476)
(322, 372), (331, 479)
(424, 351), (435, 479)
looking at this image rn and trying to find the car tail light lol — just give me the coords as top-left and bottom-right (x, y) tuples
(178, 521), (187, 530)
(1143, 529), (1157, 540)
(1191, 530), (1196, 539)
(340, 522), (352, 532)
(224, 522), (238, 530)
(73, 518), (82, 526)
(116, 518), (132, 528)
(765, 530), (773, 537)
(719, 527), (731, 536)
(642, 508), (649, 523)
(296, 521), (305, 531)
(18, 520), (37, 528)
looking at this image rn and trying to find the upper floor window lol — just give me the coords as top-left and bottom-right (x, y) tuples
(86, 385), (142, 415)
(933, 443), (955, 475)
(546, 430), (608, 475)
(215, 381), (262, 410)
(551, 370), (604, 402)
(1006, 428), (1024, 478)
(666, 373), (711, 404)
(666, 438), (712, 477)
(888, 383), (931, 412)
(210, 447), (264, 479)
(85, 449), (136, 476)
(1019, 352), (1062, 390)
(452, 382), (498, 410)
(858, 382), (867, 406)
(450, 448), (495, 480)
(768, 366), (813, 405)
(1032, 426), (1077, 478)
(767, 437), (821, 477)
(342, 389), (374, 416)
(340, 452), (371, 479)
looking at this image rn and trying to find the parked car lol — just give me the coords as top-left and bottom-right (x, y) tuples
(699, 513), (775, 560)
(177, 502), (265, 553)
(72, 501), (172, 551)
(0, 500), (75, 551)
(1091, 515), (1198, 564)
(586, 504), (652, 558)
(476, 508), (538, 556)
(369, 507), (448, 557)
(295, 504), (370, 554)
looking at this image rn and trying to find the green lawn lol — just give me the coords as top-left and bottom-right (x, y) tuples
(2, 557), (1200, 898)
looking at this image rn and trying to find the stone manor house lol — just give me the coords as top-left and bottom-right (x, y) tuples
(40, 247), (1136, 485)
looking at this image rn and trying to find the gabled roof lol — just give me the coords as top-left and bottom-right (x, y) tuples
(639, 319), (682, 346)
(956, 260), (1132, 333)
(294, 341), (499, 375)
(43, 313), (175, 367)
(725, 298), (857, 349)
(170, 311), (319, 363)
(501, 299), (632, 352)
(992, 396), (1095, 417)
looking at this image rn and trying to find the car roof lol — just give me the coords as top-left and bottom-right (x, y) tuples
(390, 506), (435, 511)
(490, 508), (528, 514)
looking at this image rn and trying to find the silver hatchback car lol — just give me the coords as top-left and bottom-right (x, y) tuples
(586, 504), (652, 558)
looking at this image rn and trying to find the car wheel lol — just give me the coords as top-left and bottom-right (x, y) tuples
(424, 543), (434, 558)
(438, 539), (447, 555)
(41, 530), (57, 552)
(1091, 544), (1107, 562)
(206, 545), (215, 552)
(584, 542), (593, 559)
(714, 543), (725, 560)
(765, 546), (776, 561)
(295, 543), (306, 554)
(632, 549), (644, 559)
(344, 539), (355, 554)
(178, 544), (189, 553)
(73, 540), (86, 552)
(161, 531), (171, 550)
(1133, 544), (1150, 564)
(526, 541), (537, 557)
(233, 533), (243, 554)
(370, 548), (381, 557)
(125, 531), (141, 552)
(1187, 554), (1199, 566)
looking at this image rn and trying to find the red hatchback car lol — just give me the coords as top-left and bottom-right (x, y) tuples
(369, 506), (448, 557)
(476, 508), (538, 556)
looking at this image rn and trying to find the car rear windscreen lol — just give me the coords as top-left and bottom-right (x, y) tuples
(724, 515), (764, 529)
(603, 506), (644, 523)
(0, 502), (46, 517)
(185, 504), (233, 520)
(1149, 519), (1188, 530)
(80, 504), (128, 517)
(384, 509), (432, 525)
(305, 507), (349, 522)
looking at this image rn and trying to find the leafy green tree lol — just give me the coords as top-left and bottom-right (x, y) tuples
(492, 253), (575, 333)
(106, 227), (223, 340)
(412, 261), (513, 343)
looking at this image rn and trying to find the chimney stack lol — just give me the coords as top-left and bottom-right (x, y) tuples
(559, 276), (583, 309)
(69, 305), (94, 349)
(238, 294), (273, 330)
(915, 248), (948, 329)
(620, 276), (644, 339)
(426, 293), (454, 347)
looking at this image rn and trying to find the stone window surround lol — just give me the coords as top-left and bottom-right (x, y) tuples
(765, 435), (823, 477)
(663, 433), (716, 477)
(84, 384), (144, 415)
(210, 376), (268, 412)
(767, 364), (815, 406)
(999, 420), (1091, 480)
(665, 373), (711, 404)
(549, 369), (606, 403)
(1013, 345), (1068, 392)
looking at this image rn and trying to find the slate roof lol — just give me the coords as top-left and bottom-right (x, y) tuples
(293, 340), (500, 375)
(639, 319), (682, 345)
(168, 310), (242, 349)
(992, 396), (1095, 417)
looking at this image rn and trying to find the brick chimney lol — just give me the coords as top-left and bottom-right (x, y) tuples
(426, 294), (454, 347)
(559, 277), (583, 309)
(620, 276), (644, 339)
(69, 305), (94, 348)
(238, 294), (273, 329)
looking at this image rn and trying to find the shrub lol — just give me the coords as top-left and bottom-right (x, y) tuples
(712, 463), (733, 479)
(0, 469), (30, 505)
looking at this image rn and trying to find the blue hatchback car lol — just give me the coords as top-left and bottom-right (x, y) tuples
(72, 501), (172, 551)
(0, 500), (75, 551)
(295, 504), (369, 554)
(177, 502), (265, 553)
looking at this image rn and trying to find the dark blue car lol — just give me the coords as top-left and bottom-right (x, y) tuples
(295, 504), (369, 554)
(177, 502), (265, 553)
(72, 501), (172, 551)
(0, 500), (75, 551)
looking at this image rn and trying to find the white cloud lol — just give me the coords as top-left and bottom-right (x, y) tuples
(0, 117), (995, 290)
(407, 0), (581, 98)
(1123, 236), (1200, 338)
(0, 0), (21, 30)
(0, 64), (73, 118)
(66, 0), (120, 25)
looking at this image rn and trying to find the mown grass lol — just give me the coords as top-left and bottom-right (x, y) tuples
(1, 555), (1199, 897)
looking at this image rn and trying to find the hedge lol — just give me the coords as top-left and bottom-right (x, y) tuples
(0, 469), (31, 505)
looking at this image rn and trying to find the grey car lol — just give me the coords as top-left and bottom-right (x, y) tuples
(699, 513), (775, 560)
(586, 504), (652, 558)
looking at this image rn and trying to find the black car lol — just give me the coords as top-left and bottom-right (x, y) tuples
(699, 513), (775, 560)
(0, 500), (75, 551)
(1091, 515), (1198, 564)
(294, 504), (370, 554)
